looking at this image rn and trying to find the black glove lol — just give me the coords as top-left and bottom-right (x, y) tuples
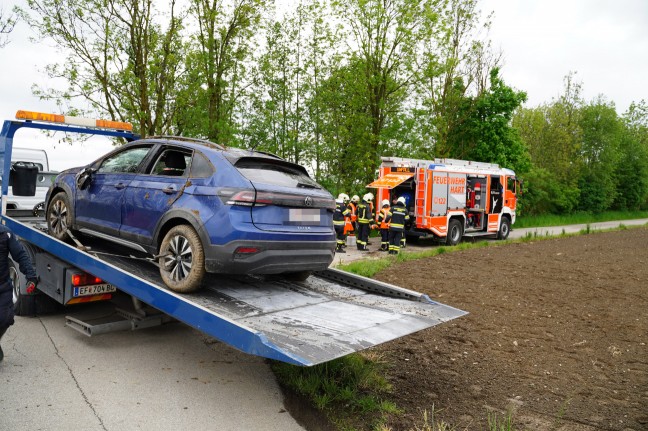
(26, 277), (39, 294)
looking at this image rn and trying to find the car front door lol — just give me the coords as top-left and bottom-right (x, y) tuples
(120, 146), (193, 244)
(75, 145), (153, 236)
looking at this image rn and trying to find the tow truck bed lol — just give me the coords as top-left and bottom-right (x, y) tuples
(6, 216), (466, 366)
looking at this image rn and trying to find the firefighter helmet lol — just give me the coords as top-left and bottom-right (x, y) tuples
(351, 195), (359, 203)
(381, 199), (390, 207)
(338, 193), (350, 203)
(363, 193), (373, 202)
(397, 196), (406, 205)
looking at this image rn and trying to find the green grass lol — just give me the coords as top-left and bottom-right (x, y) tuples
(271, 353), (399, 430)
(514, 210), (648, 228)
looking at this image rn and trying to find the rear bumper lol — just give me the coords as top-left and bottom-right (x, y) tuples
(204, 239), (336, 274)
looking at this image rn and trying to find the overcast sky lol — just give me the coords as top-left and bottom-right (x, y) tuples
(1, 0), (646, 170)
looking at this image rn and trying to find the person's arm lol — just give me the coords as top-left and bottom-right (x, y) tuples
(7, 232), (38, 283)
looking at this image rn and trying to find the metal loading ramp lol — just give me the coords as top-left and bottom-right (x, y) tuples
(5, 217), (467, 366)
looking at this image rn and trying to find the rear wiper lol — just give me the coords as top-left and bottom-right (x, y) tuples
(297, 183), (319, 189)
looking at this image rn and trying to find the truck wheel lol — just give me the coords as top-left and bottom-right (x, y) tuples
(10, 260), (35, 316)
(159, 225), (206, 293)
(446, 219), (463, 246)
(10, 245), (59, 316)
(498, 217), (511, 240)
(47, 192), (73, 241)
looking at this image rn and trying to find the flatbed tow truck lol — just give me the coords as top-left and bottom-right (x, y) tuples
(1, 111), (466, 366)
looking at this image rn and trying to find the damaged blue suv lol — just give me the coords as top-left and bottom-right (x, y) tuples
(45, 137), (336, 292)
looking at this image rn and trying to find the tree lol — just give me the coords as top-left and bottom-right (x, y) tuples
(331, 0), (442, 184)
(576, 97), (622, 212)
(183, 0), (268, 145)
(19, 0), (185, 136)
(0, 6), (17, 48)
(446, 68), (529, 172)
(418, 0), (500, 158)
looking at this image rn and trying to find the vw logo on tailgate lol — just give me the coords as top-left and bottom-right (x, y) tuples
(304, 196), (313, 207)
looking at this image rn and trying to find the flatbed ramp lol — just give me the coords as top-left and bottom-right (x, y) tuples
(5, 216), (466, 366)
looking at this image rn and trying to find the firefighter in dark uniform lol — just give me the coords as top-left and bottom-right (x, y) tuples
(356, 193), (375, 250)
(333, 193), (351, 253)
(376, 199), (391, 251)
(0, 224), (39, 362)
(388, 196), (410, 255)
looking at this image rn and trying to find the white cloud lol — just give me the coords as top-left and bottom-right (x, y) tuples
(481, 0), (648, 112)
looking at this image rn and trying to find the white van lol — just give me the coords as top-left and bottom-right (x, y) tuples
(5, 147), (54, 213)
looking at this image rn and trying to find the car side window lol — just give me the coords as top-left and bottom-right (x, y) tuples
(188, 151), (214, 178)
(150, 149), (192, 177)
(98, 146), (152, 174)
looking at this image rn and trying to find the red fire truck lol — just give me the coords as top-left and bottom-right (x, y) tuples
(367, 157), (520, 245)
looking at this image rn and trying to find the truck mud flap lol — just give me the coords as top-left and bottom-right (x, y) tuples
(5, 217), (467, 366)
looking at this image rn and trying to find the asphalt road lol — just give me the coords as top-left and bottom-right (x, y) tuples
(1, 304), (304, 431)
(1, 218), (645, 430)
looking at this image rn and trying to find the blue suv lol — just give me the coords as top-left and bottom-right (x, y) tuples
(45, 137), (336, 292)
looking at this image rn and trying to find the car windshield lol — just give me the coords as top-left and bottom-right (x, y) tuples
(235, 159), (321, 189)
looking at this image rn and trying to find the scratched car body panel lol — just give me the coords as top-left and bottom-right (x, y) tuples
(46, 137), (336, 291)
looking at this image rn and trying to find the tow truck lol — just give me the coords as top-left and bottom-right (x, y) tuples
(1, 111), (466, 366)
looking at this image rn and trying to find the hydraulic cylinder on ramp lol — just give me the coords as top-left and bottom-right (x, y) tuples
(4, 216), (466, 366)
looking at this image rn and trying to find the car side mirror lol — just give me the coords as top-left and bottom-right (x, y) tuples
(76, 167), (96, 190)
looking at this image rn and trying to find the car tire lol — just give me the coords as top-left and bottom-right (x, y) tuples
(497, 217), (511, 240)
(47, 192), (73, 241)
(159, 224), (206, 293)
(446, 219), (463, 246)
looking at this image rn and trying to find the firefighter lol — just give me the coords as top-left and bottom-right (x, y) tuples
(376, 199), (391, 251)
(356, 193), (375, 251)
(388, 196), (410, 255)
(333, 193), (351, 253)
(345, 195), (359, 237)
(365, 192), (375, 245)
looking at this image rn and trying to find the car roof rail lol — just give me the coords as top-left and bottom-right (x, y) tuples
(145, 135), (226, 150)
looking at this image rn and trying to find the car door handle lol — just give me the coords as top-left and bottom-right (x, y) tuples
(162, 186), (177, 194)
(114, 183), (126, 190)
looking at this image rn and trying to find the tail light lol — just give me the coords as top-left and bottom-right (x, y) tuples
(72, 273), (103, 286)
(218, 188), (335, 210)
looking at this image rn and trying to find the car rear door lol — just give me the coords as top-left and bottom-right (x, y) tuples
(120, 146), (193, 244)
(234, 157), (334, 233)
(75, 145), (153, 236)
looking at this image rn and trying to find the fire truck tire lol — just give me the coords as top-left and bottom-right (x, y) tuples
(498, 217), (511, 240)
(446, 219), (463, 246)
(47, 192), (73, 241)
(159, 224), (206, 293)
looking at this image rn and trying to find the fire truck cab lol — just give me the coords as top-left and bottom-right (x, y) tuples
(368, 157), (520, 245)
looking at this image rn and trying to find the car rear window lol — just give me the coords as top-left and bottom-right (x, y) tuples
(235, 159), (322, 189)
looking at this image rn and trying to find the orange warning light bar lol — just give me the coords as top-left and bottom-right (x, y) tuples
(16, 110), (133, 132)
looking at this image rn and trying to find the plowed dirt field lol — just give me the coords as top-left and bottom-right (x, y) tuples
(367, 228), (648, 430)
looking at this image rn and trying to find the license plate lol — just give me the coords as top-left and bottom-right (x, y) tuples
(289, 208), (320, 223)
(72, 283), (116, 297)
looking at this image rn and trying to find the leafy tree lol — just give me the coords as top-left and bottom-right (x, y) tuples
(446, 68), (529, 173)
(183, 0), (268, 145)
(576, 97), (622, 212)
(615, 100), (648, 209)
(417, 0), (500, 158)
(331, 0), (442, 184)
(19, 0), (185, 136)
